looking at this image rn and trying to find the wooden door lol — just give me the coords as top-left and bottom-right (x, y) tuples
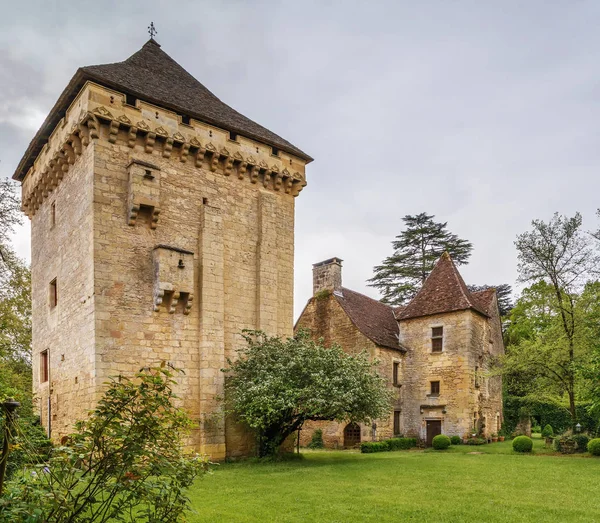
(343, 422), (361, 448)
(426, 420), (442, 447)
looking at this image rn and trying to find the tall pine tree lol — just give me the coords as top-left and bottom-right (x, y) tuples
(368, 212), (473, 305)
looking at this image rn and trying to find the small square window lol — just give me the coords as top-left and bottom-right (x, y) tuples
(393, 361), (400, 386)
(49, 279), (57, 308)
(431, 326), (443, 352)
(40, 350), (49, 383)
(430, 381), (440, 395)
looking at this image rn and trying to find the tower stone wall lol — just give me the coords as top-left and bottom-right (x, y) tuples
(23, 80), (309, 459)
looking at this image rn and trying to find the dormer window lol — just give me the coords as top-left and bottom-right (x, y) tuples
(431, 326), (443, 352)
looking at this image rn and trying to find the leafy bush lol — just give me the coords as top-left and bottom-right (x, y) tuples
(531, 424), (541, 433)
(0, 366), (210, 523)
(432, 434), (451, 450)
(466, 437), (486, 445)
(553, 432), (590, 454)
(588, 438), (600, 456)
(387, 437), (417, 451)
(541, 424), (554, 438)
(513, 435), (533, 453)
(572, 434), (590, 453)
(308, 429), (324, 449)
(360, 441), (389, 453)
(450, 436), (462, 445)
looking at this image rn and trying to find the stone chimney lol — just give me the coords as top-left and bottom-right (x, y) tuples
(312, 257), (343, 295)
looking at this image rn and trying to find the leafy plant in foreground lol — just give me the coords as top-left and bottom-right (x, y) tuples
(0, 365), (210, 522)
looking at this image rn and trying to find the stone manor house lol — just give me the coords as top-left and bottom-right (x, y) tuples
(296, 254), (504, 447)
(14, 38), (502, 457)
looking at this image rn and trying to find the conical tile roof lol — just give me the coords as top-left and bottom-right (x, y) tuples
(397, 252), (489, 320)
(14, 39), (312, 181)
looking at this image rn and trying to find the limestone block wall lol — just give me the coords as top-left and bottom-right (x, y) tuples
(399, 311), (479, 439)
(295, 292), (403, 447)
(30, 145), (96, 438)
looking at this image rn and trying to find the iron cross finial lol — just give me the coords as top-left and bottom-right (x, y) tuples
(148, 22), (157, 39)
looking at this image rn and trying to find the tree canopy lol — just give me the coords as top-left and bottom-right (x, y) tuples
(368, 212), (473, 305)
(506, 212), (600, 421)
(223, 331), (392, 457)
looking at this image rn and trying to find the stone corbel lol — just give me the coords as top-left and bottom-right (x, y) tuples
(108, 120), (120, 143)
(86, 114), (100, 141)
(145, 132), (156, 153)
(221, 148), (233, 176)
(163, 137), (174, 158)
(205, 143), (218, 172)
(180, 143), (190, 163)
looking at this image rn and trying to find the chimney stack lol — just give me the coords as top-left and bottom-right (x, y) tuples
(312, 257), (343, 295)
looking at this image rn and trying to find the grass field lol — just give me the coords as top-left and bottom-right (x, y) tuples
(188, 436), (600, 523)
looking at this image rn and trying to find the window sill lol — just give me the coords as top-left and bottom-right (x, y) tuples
(427, 394), (440, 398)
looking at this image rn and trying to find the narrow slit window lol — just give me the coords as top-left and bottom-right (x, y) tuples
(51, 202), (56, 228)
(430, 381), (440, 395)
(431, 326), (443, 352)
(393, 361), (400, 386)
(40, 350), (49, 383)
(393, 410), (401, 435)
(49, 278), (57, 308)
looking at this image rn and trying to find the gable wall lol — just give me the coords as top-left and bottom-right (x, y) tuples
(295, 292), (403, 447)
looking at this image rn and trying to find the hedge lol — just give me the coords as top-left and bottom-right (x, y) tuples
(588, 438), (600, 456)
(503, 396), (598, 435)
(513, 435), (533, 453)
(360, 438), (417, 454)
(450, 436), (462, 445)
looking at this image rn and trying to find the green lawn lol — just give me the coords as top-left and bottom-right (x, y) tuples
(188, 436), (600, 523)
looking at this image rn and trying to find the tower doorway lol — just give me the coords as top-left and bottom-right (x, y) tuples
(426, 420), (442, 447)
(343, 422), (361, 447)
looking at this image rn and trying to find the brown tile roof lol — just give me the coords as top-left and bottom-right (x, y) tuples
(334, 287), (406, 352)
(471, 288), (498, 316)
(13, 39), (312, 181)
(397, 252), (490, 321)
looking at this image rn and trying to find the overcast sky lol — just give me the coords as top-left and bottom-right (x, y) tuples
(2, 0), (600, 318)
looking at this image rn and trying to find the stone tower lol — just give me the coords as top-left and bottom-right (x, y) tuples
(13, 39), (312, 459)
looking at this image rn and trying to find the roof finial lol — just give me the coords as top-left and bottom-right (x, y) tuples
(148, 22), (157, 40)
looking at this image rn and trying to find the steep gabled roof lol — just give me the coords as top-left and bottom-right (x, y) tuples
(397, 252), (489, 321)
(334, 287), (406, 352)
(13, 39), (312, 181)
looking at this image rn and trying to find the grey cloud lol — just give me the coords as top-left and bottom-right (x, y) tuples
(1, 0), (600, 318)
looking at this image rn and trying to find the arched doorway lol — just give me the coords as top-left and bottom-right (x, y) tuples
(344, 422), (361, 448)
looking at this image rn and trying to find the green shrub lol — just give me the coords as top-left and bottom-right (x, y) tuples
(432, 434), (451, 450)
(587, 438), (600, 456)
(307, 429), (324, 449)
(387, 437), (417, 451)
(513, 435), (533, 453)
(466, 437), (486, 445)
(0, 367), (210, 523)
(450, 436), (462, 445)
(572, 434), (589, 453)
(360, 441), (389, 453)
(541, 424), (554, 438)
(532, 424), (541, 434)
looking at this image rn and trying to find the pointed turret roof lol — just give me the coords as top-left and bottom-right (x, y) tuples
(397, 252), (489, 321)
(13, 39), (312, 181)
